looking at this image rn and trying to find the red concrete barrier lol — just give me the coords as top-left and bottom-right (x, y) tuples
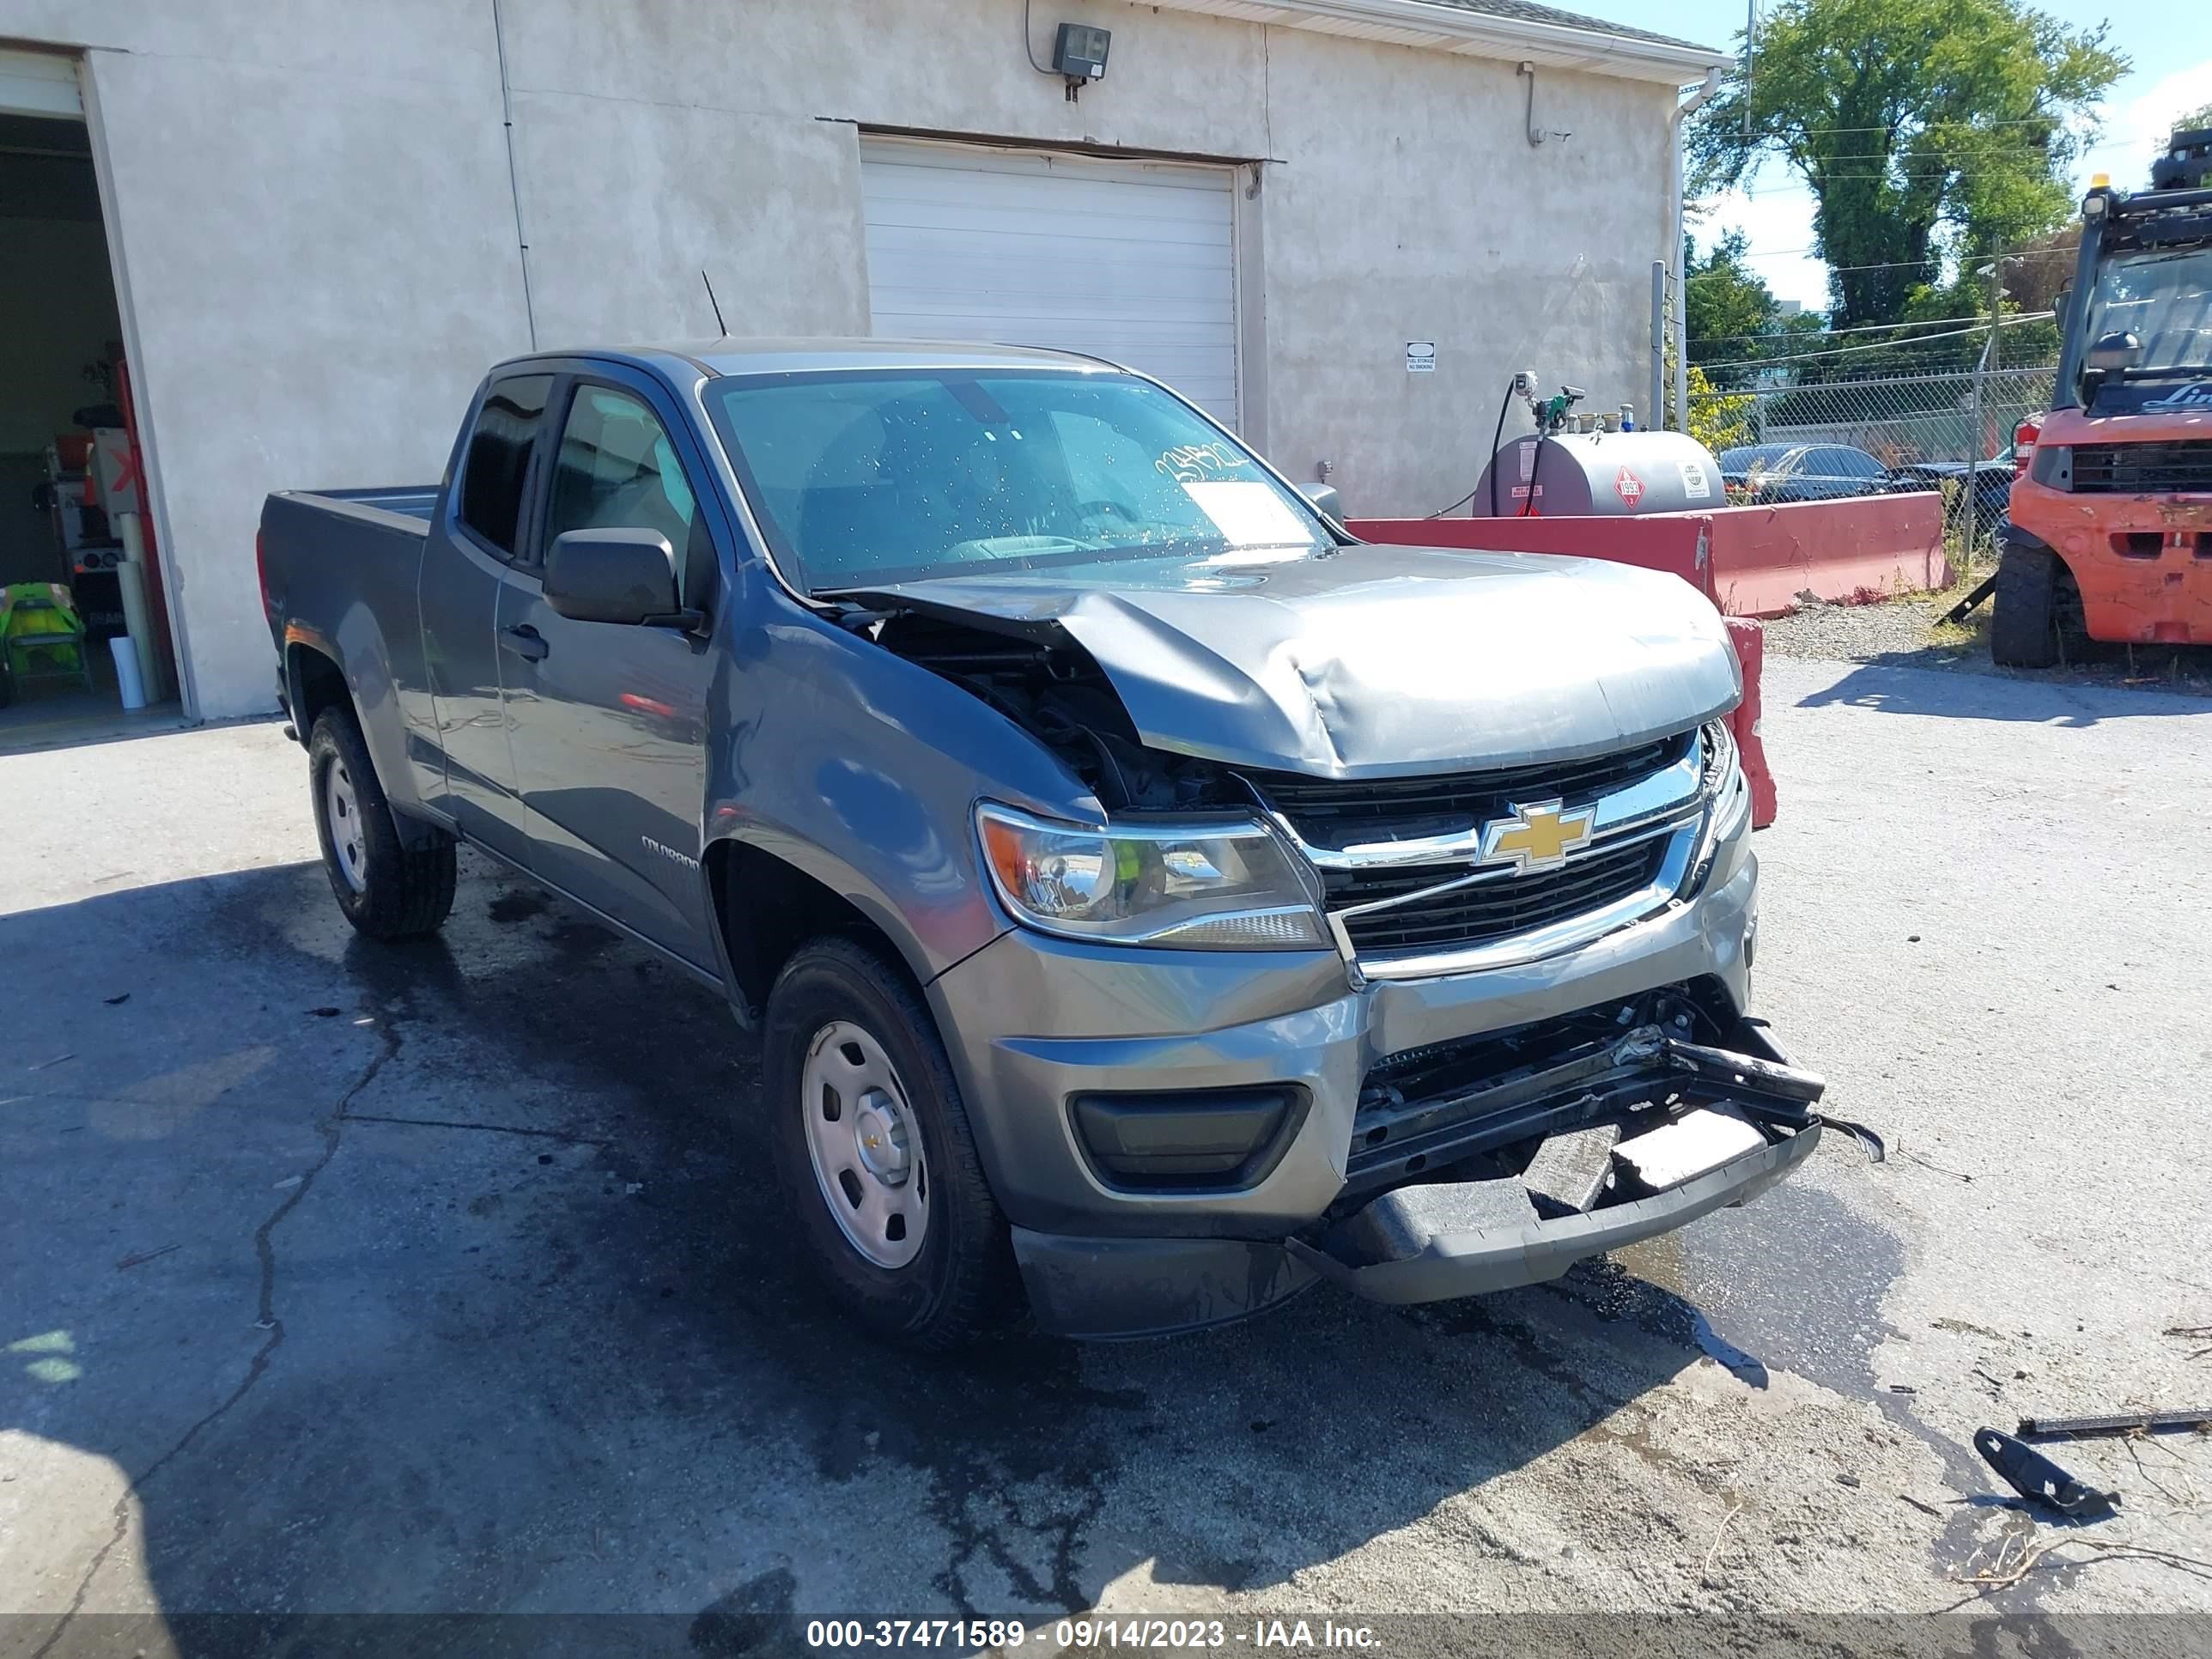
(1723, 617), (1777, 830)
(1351, 492), (1948, 619)
(1350, 511), (1787, 826)
(1703, 494), (1948, 618)
(1359, 512), (1713, 593)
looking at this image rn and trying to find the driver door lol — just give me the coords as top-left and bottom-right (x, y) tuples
(496, 371), (722, 969)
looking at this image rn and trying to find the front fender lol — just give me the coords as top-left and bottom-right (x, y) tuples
(702, 601), (1103, 992)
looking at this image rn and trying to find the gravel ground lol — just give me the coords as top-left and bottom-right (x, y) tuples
(1759, 594), (1956, 664)
(1761, 579), (2212, 694)
(3, 664), (2210, 1656)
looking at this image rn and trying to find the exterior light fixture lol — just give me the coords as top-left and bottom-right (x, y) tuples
(1053, 23), (1109, 98)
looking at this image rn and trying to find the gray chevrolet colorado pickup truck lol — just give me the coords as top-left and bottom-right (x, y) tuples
(259, 339), (1826, 1347)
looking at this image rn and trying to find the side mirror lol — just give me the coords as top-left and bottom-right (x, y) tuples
(2085, 331), (2142, 374)
(1297, 481), (1345, 522)
(544, 528), (681, 625)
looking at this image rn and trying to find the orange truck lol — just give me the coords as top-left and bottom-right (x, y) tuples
(1994, 130), (2212, 666)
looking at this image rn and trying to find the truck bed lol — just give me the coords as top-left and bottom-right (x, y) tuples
(259, 485), (444, 791)
(280, 485), (441, 529)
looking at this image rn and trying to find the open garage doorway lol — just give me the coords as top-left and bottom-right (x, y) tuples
(1, 47), (179, 752)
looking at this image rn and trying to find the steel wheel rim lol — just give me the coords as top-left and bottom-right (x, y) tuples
(325, 758), (368, 894)
(800, 1019), (928, 1270)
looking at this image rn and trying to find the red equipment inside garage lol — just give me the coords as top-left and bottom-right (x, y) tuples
(0, 57), (175, 723)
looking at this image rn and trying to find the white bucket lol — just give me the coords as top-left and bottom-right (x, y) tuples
(115, 514), (167, 701)
(109, 632), (149, 709)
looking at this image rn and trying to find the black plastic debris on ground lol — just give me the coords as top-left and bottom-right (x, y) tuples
(1976, 1426), (2120, 1519)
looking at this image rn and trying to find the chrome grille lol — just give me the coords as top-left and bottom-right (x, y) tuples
(1241, 732), (1691, 853)
(1328, 838), (1668, 957)
(1243, 726), (1711, 975)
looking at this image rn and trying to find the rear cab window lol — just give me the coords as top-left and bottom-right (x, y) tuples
(457, 374), (554, 557)
(544, 383), (714, 607)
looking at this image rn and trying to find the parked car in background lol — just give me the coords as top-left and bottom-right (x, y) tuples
(255, 338), (1820, 1350)
(1883, 447), (2014, 531)
(1717, 442), (1893, 503)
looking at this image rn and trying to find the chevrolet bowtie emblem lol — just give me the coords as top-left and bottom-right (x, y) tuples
(1480, 799), (1596, 874)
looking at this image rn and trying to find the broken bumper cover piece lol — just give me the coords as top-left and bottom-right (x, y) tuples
(1286, 1114), (1820, 1306)
(1013, 1025), (1829, 1337)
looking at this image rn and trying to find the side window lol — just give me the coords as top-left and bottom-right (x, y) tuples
(457, 374), (553, 556)
(546, 385), (711, 606)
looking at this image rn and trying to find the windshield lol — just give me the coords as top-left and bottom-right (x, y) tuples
(705, 369), (1332, 592)
(2083, 247), (2212, 377)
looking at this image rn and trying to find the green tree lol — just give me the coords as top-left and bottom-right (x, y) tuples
(2002, 224), (2079, 314)
(1684, 230), (1781, 386)
(1690, 0), (2124, 329)
(1682, 362), (1756, 453)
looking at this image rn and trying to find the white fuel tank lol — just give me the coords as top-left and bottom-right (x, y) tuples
(1471, 430), (1724, 517)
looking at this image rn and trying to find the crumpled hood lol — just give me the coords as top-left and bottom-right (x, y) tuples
(853, 542), (1741, 778)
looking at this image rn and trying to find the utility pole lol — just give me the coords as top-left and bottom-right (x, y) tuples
(1965, 331), (1991, 563)
(1961, 245), (2004, 564)
(1745, 0), (1755, 138)
(1987, 244), (2003, 374)
(1650, 263), (1667, 431)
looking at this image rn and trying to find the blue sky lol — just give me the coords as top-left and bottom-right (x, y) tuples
(1561, 1), (2212, 307)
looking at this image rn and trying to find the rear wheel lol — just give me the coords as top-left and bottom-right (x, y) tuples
(1990, 541), (2075, 668)
(763, 937), (1017, 1349)
(307, 708), (456, 938)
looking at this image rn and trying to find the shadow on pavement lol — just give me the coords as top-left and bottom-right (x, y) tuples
(2, 854), (1805, 1642)
(1792, 655), (2212, 726)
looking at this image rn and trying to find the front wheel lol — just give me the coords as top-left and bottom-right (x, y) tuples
(1990, 541), (2074, 668)
(307, 709), (456, 938)
(763, 938), (1018, 1349)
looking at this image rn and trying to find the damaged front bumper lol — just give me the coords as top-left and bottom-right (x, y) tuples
(934, 817), (1820, 1338)
(1289, 1028), (1824, 1306)
(1011, 1020), (1829, 1339)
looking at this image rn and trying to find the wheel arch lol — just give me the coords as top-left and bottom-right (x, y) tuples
(286, 640), (350, 740)
(706, 836), (946, 1024)
(287, 639), (442, 847)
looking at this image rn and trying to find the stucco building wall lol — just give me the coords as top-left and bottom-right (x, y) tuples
(0, 0), (1688, 717)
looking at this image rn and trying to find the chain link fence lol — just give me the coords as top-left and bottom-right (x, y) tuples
(1682, 311), (2061, 565)
(1688, 360), (2056, 561)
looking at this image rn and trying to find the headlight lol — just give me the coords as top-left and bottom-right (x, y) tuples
(1685, 719), (1750, 894)
(975, 805), (1328, 950)
(1700, 717), (1739, 797)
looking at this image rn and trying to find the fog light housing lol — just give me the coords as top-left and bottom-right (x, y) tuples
(1070, 1086), (1306, 1191)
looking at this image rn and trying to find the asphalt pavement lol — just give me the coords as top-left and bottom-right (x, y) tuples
(3, 655), (2210, 1656)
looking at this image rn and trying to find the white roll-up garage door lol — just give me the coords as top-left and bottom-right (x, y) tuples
(860, 140), (1240, 428)
(0, 47), (82, 118)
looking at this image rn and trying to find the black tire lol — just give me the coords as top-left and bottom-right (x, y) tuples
(763, 937), (1018, 1349)
(307, 708), (456, 939)
(1990, 541), (2065, 668)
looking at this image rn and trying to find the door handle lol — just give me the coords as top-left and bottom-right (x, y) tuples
(500, 624), (549, 662)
